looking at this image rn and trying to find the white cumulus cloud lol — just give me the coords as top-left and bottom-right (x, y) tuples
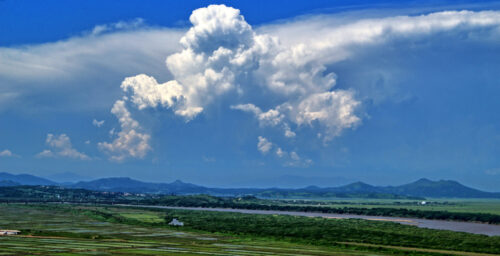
(98, 100), (151, 162)
(92, 119), (105, 127)
(294, 91), (361, 140)
(275, 147), (312, 167)
(0, 149), (19, 158)
(257, 136), (273, 154)
(36, 134), (90, 160)
(231, 103), (294, 137)
(257, 137), (312, 167)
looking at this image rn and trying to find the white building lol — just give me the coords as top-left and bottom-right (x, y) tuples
(168, 218), (184, 226)
(0, 230), (20, 235)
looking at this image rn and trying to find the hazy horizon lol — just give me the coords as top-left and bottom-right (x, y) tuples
(4, 170), (500, 193)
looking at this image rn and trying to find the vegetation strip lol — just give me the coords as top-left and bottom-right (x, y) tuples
(131, 194), (500, 224)
(2, 186), (500, 225)
(64, 204), (500, 254)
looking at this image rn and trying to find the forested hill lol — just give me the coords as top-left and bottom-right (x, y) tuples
(302, 178), (500, 198)
(382, 178), (496, 198)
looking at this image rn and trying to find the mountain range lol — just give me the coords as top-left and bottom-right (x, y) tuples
(0, 172), (57, 186)
(0, 172), (499, 199)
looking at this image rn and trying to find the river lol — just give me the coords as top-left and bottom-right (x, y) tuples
(124, 205), (500, 236)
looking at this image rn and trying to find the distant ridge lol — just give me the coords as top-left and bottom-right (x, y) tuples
(0, 172), (57, 186)
(64, 176), (500, 198)
(45, 172), (93, 183)
(71, 177), (211, 194)
(0, 172), (499, 198)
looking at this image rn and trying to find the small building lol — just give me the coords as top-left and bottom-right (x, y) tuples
(168, 218), (184, 226)
(420, 201), (427, 205)
(0, 230), (21, 235)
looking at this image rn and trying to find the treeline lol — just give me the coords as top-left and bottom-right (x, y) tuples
(0, 186), (143, 203)
(142, 195), (500, 224)
(256, 190), (424, 200)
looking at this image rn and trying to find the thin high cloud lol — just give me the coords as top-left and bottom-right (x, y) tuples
(259, 10), (500, 65)
(0, 21), (183, 112)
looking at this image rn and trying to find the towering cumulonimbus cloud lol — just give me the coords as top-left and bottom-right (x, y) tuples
(101, 5), (500, 161)
(121, 5), (266, 119)
(120, 4), (360, 142)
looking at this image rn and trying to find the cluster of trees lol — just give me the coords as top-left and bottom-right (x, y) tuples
(158, 209), (500, 254)
(144, 194), (500, 224)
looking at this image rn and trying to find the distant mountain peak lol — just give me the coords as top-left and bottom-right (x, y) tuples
(347, 181), (373, 188)
(415, 178), (432, 183)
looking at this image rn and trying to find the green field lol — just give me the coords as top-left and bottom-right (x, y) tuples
(284, 198), (500, 215)
(0, 203), (499, 255)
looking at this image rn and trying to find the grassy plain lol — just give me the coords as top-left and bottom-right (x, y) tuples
(0, 203), (499, 255)
(284, 198), (500, 215)
(1, 204), (361, 256)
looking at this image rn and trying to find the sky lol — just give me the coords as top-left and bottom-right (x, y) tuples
(2, 0), (500, 190)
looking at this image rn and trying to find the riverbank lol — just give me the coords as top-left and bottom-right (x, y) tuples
(123, 204), (500, 236)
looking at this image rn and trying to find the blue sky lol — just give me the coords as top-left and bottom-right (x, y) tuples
(2, 0), (500, 190)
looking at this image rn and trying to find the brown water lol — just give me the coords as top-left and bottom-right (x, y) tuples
(130, 205), (500, 236)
